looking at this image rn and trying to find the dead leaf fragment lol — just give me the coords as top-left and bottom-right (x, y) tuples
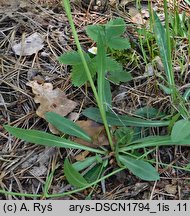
(164, 184), (177, 195)
(30, 165), (47, 177)
(73, 120), (109, 148)
(154, 56), (164, 71)
(27, 81), (77, 133)
(75, 151), (90, 161)
(12, 32), (44, 56)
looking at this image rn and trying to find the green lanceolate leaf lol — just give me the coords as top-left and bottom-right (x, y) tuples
(73, 156), (100, 171)
(83, 107), (170, 127)
(120, 135), (190, 152)
(64, 159), (88, 187)
(153, 11), (173, 86)
(118, 154), (160, 181)
(135, 106), (166, 119)
(171, 119), (190, 142)
(121, 136), (173, 151)
(45, 112), (91, 142)
(4, 125), (105, 154)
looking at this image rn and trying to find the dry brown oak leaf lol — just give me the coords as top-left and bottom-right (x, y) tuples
(27, 81), (77, 134)
(73, 120), (109, 148)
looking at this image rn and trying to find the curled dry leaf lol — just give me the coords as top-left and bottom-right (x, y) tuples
(27, 80), (77, 134)
(73, 120), (109, 148)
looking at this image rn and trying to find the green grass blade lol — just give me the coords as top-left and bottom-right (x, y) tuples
(153, 11), (174, 87)
(64, 159), (88, 188)
(45, 112), (91, 142)
(119, 154), (160, 181)
(43, 169), (55, 196)
(83, 107), (170, 127)
(4, 125), (105, 154)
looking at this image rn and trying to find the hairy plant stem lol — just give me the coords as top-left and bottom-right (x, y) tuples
(62, 0), (114, 151)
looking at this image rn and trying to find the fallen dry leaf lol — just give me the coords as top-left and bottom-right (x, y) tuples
(131, 12), (145, 25)
(27, 80), (77, 133)
(75, 151), (90, 161)
(164, 184), (177, 195)
(73, 120), (109, 148)
(129, 8), (149, 25)
(30, 165), (47, 177)
(126, 2), (150, 26)
(12, 32), (44, 56)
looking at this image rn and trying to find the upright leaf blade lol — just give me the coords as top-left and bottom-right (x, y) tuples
(153, 11), (174, 86)
(45, 112), (91, 142)
(64, 159), (88, 188)
(119, 155), (160, 181)
(97, 31), (107, 107)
